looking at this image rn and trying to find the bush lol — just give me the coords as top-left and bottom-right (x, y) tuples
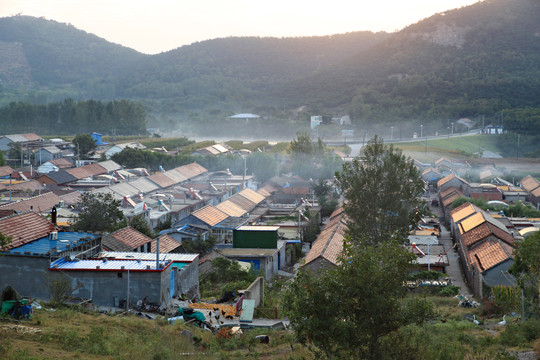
(439, 285), (460, 297)
(499, 319), (540, 346)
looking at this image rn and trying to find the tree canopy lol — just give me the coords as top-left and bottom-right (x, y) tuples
(72, 134), (97, 159)
(336, 136), (425, 245)
(72, 192), (124, 233)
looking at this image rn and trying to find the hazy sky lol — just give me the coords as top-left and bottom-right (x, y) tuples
(1, 0), (480, 54)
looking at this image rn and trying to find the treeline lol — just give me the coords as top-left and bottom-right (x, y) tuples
(0, 99), (147, 135)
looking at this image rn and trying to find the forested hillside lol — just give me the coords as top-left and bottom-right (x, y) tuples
(278, 0), (540, 126)
(0, 0), (539, 135)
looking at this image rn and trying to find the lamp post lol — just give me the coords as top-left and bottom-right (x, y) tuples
(451, 122), (454, 135)
(420, 125), (423, 139)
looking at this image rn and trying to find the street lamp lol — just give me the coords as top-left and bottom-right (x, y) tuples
(420, 125), (423, 138)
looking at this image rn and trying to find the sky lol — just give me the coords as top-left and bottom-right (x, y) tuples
(0, 0), (480, 54)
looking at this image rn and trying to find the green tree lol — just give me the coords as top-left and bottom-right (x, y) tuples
(73, 134), (97, 158)
(510, 231), (540, 318)
(72, 192), (124, 232)
(0, 231), (12, 251)
(336, 136), (425, 245)
(128, 214), (154, 238)
(182, 235), (217, 255)
(282, 240), (433, 359)
(246, 152), (278, 183)
(0, 151), (5, 166)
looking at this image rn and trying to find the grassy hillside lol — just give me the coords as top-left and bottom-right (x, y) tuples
(0, 297), (537, 359)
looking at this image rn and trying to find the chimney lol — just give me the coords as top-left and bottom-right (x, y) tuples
(51, 206), (57, 225)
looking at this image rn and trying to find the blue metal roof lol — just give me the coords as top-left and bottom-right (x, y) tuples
(50, 257), (170, 271)
(6, 232), (98, 257)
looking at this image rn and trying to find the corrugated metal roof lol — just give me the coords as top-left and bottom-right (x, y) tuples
(228, 193), (256, 212)
(97, 160), (122, 173)
(212, 144), (229, 153)
(50, 257), (168, 271)
(163, 170), (187, 184)
(174, 163), (207, 180)
(7, 232), (98, 256)
(100, 251), (198, 262)
(91, 187), (123, 200)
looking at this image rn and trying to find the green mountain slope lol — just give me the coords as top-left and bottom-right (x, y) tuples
(279, 0), (540, 124)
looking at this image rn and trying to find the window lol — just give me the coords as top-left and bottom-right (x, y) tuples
(117, 273), (123, 278)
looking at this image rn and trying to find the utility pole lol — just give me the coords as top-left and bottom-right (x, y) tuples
(517, 134), (520, 159)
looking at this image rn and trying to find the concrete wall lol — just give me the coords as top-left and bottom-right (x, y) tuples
(0, 255), (51, 300)
(172, 260), (200, 301)
(242, 277), (264, 308)
(61, 269), (166, 307)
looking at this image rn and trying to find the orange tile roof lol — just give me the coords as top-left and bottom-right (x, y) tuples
(462, 222), (491, 247)
(437, 174), (456, 187)
(151, 234), (182, 253)
(7, 180), (43, 192)
(451, 202), (476, 223)
(0, 192), (61, 213)
(102, 226), (152, 251)
(468, 240), (512, 272)
(49, 158), (73, 169)
(520, 175), (540, 193)
(192, 205), (229, 226)
(531, 187), (540, 198)
(228, 193), (256, 212)
(59, 191), (82, 205)
(238, 188), (265, 204)
(442, 193), (460, 207)
(21, 133), (42, 141)
(304, 216), (346, 266)
(422, 167), (441, 176)
(0, 211), (57, 250)
(460, 212), (486, 233)
(148, 173), (176, 188)
(257, 188), (271, 197)
(216, 200), (247, 217)
(440, 186), (462, 199)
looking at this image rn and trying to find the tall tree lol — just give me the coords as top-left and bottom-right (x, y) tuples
(282, 241), (433, 359)
(510, 231), (540, 318)
(72, 192), (124, 232)
(336, 135), (425, 245)
(72, 134), (97, 159)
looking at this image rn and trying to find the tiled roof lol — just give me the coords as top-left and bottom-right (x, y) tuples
(49, 158), (73, 168)
(108, 182), (140, 197)
(468, 240), (512, 272)
(148, 173), (176, 188)
(128, 178), (159, 193)
(520, 175), (540, 193)
(531, 186), (540, 198)
(7, 180), (42, 192)
(97, 160), (122, 173)
(66, 163), (107, 179)
(434, 157), (451, 166)
(21, 133), (42, 141)
(442, 192), (461, 207)
(257, 188), (271, 197)
(216, 200), (247, 217)
(41, 171), (78, 184)
(174, 162), (207, 180)
(151, 234), (182, 253)
(437, 174), (455, 187)
(304, 216), (346, 266)
(0, 211), (56, 250)
(59, 191), (81, 205)
(451, 202), (476, 223)
(163, 169), (187, 183)
(259, 183), (279, 194)
(440, 186), (462, 199)
(422, 167), (441, 176)
(460, 212), (485, 233)
(0, 192), (61, 213)
(228, 193), (257, 212)
(0, 166), (14, 177)
(102, 226), (152, 251)
(238, 188), (265, 204)
(192, 205), (229, 226)
(461, 222), (491, 247)
(38, 146), (61, 154)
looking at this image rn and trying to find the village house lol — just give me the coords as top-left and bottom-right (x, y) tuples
(437, 173), (470, 193)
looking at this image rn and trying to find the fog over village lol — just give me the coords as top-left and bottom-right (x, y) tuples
(0, 0), (539, 359)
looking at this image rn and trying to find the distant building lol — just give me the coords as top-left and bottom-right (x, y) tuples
(229, 113), (260, 122)
(310, 115), (323, 129)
